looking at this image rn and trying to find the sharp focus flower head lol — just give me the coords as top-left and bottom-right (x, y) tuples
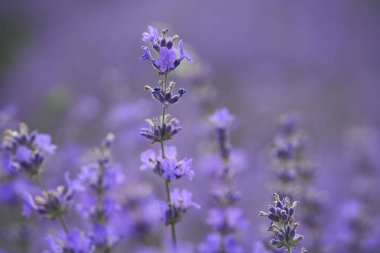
(144, 81), (187, 106)
(140, 26), (192, 74)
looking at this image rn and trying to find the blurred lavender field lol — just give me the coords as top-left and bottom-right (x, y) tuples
(1, 0), (380, 252)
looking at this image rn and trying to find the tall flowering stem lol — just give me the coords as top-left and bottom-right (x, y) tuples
(1, 123), (72, 234)
(139, 26), (197, 250)
(271, 113), (325, 252)
(69, 133), (126, 253)
(199, 108), (249, 253)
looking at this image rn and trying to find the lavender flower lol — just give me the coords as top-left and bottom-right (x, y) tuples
(259, 193), (304, 253)
(160, 188), (200, 226)
(2, 123), (56, 177)
(140, 26), (192, 74)
(23, 185), (73, 220)
(140, 146), (194, 181)
(44, 228), (93, 253)
(199, 108), (248, 253)
(71, 133), (126, 252)
(139, 26), (196, 250)
(1, 122), (71, 235)
(270, 113), (325, 252)
(144, 81), (187, 106)
(140, 115), (181, 144)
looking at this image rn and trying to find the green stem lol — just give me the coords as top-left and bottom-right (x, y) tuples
(35, 173), (70, 234)
(58, 215), (70, 234)
(35, 174), (48, 192)
(286, 246), (292, 253)
(160, 73), (177, 250)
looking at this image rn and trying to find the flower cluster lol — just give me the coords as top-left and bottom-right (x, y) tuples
(23, 185), (73, 220)
(140, 146), (194, 181)
(144, 81), (187, 106)
(2, 122), (56, 177)
(140, 115), (181, 144)
(199, 108), (248, 253)
(1, 123), (72, 223)
(160, 188), (200, 226)
(44, 229), (93, 253)
(140, 26), (192, 74)
(259, 193), (304, 252)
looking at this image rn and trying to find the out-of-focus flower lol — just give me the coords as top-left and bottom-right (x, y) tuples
(160, 188), (200, 226)
(22, 185), (73, 220)
(139, 146), (194, 181)
(44, 228), (93, 253)
(1, 123), (56, 177)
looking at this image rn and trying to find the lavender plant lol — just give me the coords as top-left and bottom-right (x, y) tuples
(139, 25), (198, 250)
(199, 108), (249, 253)
(259, 193), (305, 253)
(69, 133), (126, 253)
(270, 113), (325, 252)
(341, 127), (380, 253)
(1, 123), (72, 233)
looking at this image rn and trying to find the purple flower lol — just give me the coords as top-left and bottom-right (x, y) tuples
(154, 47), (177, 73)
(22, 185), (74, 220)
(140, 26), (192, 73)
(161, 158), (177, 180)
(209, 108), (235, 129)
(142, 26), (159, 42)
(199, 233), (244, 253)
(34, 133), (57, 154)
(178, 158), (194, 180)
(15, 146), (33, 162)
(207, 207), (249, 234)
(140, 149), (156, 171)
(44, 228), (92, 253)
(178, 40), (192, 62)
(171, 188), (200, 210)
(140, 46), (154, 62)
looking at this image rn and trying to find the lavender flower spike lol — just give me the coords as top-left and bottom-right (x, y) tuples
(259, 193), (306, 253)
(139, 26), (196, 250)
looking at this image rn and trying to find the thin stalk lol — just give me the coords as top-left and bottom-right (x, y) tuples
(160, 73), (177, 249)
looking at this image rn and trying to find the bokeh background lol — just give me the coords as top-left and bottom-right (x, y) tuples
(1, 0), (380, 252)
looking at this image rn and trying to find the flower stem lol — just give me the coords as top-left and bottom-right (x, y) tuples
(160, 73), (177, 250)
(58, 215), (70, 234)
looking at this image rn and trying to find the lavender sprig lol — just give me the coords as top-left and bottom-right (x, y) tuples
(139, 26), (197, 250)
(199, 108), (249, 253)
(271, 113), (325, 252)
(259, 193), (305, 253)
(70, 133), (126, 253)
(1, 122), (71, 234)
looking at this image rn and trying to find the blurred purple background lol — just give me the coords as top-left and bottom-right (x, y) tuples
(1, 0), (380, 252)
